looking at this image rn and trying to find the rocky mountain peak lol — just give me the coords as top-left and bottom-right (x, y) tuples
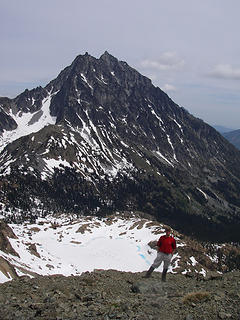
(0, 52), (240, 242)
(99, 50), (119, 65)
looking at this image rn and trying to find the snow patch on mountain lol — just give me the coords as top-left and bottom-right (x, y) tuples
(0, 94), (56, 152)
(196, 187), (208, 200)
(154, 150), (174, 167)
(41, 158), (72, 179)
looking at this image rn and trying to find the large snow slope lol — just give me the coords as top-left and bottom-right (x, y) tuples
(0, 215), (186, 283)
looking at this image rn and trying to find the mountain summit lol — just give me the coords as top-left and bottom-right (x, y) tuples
(0, 52), (240, 242)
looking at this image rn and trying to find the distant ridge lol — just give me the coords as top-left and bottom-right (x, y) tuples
(223, 129), (240, 150)
(212, 125), (236, 133)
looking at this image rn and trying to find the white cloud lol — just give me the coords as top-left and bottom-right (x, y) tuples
(140, 52), (185, 72)
(161, 83), (177, 92)
(208, 64), (240, 80)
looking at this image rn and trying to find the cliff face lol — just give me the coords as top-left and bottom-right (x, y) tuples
(0, 269), (239, 320)
(0, 52), (240, 242)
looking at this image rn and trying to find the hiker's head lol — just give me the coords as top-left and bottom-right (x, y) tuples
(164, 226), (171, 235)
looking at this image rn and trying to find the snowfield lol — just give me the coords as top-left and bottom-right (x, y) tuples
(0, 214), (186, 283)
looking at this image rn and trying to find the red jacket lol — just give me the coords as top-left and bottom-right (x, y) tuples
(157, 235), (176, 254)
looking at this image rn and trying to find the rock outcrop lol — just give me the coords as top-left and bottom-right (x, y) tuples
(0, 221), (19, 257)
(0, 256), (18, 280)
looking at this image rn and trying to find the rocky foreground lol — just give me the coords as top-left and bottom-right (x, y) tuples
(0, 269), (239, 320)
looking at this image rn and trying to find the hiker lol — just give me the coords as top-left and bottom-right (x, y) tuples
(144, 226), (176, 282)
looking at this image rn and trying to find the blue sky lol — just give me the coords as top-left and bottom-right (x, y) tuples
(1, 0), (240, 129)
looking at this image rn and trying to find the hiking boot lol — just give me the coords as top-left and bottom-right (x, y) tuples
(162, 268), (167, 282)
(143, 266), (154, 278)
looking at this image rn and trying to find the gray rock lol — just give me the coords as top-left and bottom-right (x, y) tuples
(204, 271), (223, 281)
(131, 279), (166, 295)
(218, 311), (232, 319)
